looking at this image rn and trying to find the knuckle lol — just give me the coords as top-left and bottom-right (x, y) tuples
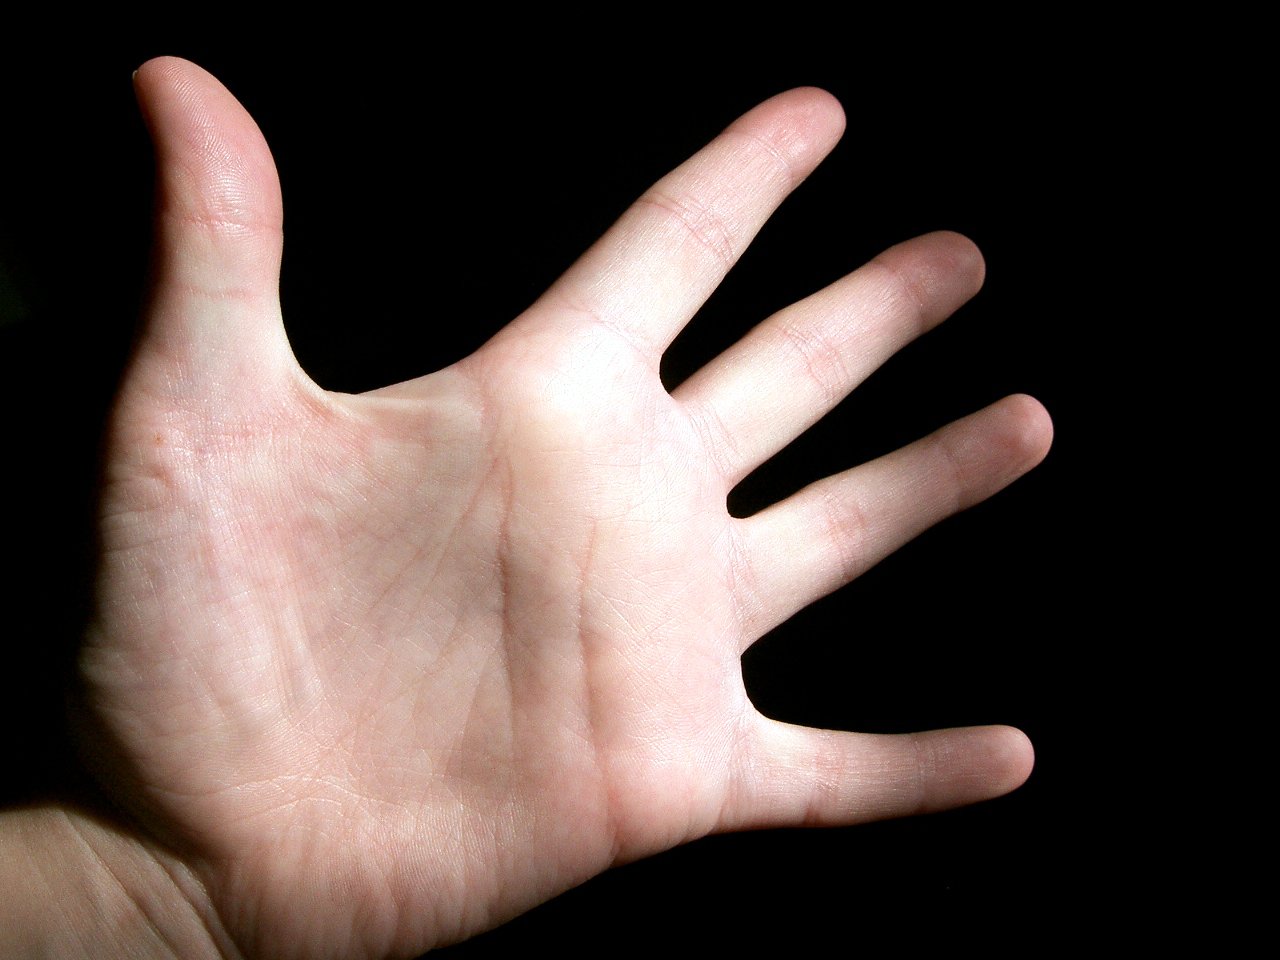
(867, 252), (934, 338)
(816, 484), (867, 585)
(776, 316), (852, 409)
(637, 188), (736, 272)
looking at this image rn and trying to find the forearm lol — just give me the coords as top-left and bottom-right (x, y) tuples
(0, 806), (232, 960)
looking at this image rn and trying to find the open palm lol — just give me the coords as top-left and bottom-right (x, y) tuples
(77, 59), (1051, 958)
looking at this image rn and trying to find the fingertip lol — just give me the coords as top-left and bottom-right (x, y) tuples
(922, 724), (1035, 807)
(788, 86), (847, 140)
(131, 58), (166, 115)
(132, 56), (204, 107)
(869, 232), (987, 335)
(1000, 393), (1054, 469)
(957, 395), (1053, 500)
(922, 229), (986, 297)
(986, 724), (1036, 796)
(728, 87), (847, 181)
(133, 54), (282, 247)
(764, 86), (846, 126)
(945, 230), (986, 290)
(134, 55), (183, 81)
(132, 56), (163, 87)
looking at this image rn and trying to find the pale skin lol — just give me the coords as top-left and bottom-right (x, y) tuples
(0, 58), (1052, 958)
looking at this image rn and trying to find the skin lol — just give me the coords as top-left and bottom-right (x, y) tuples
(3, 58), (1051, 959)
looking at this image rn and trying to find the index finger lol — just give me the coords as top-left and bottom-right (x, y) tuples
(509, 88), (846, 363)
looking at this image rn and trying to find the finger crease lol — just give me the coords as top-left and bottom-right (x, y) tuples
(819, 484), (867, 586)
(635, 190), (736, 274)
(726, 129), (803, 190)
(777, 316), (851, 410)
(685, 401), (740, 489)
(867, 255), (932, 338)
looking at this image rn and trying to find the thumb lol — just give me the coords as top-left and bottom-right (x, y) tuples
(132, 57), (295, 394)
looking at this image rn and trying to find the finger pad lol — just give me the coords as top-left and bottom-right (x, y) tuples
(1000, 393), (1055, 470)
(923, 725), (1035, 811)
(134, 56), (282, 233)
(726, 87), (846, 183)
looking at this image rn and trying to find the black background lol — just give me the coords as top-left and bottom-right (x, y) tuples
(1, 34), (1150, 954)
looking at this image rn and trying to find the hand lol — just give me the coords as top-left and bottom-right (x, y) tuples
(65, 57), (1051, 958)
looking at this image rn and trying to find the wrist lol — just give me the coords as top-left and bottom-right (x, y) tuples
(0, 804), (236, 960)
